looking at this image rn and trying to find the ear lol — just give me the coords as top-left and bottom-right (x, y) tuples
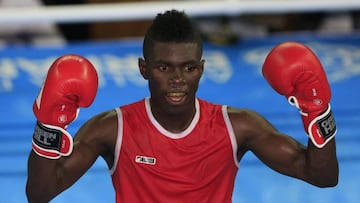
(138, 58), (149, 80)
(199, 59), (205, 74)
(197, 59), (205, 77)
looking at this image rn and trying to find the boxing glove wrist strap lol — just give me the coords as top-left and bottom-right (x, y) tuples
(307, 105), (337, 148)
(32, 121), (73, 159)
(288, 96), (337, 148)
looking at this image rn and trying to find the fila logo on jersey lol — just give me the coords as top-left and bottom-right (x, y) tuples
(135, 155), (156, 165)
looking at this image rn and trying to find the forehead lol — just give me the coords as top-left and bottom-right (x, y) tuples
(150, 42), (201, 62)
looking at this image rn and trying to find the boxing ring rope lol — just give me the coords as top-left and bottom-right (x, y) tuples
(1, 0), (360, 24)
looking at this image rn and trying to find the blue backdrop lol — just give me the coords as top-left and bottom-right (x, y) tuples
(0, 32), (359, 203)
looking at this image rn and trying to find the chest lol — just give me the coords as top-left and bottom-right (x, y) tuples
(120, 113), (234, 179)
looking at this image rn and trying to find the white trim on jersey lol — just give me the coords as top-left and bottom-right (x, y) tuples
(110, 107), (124, 175)
(145, 97), (200, 139)
(222, 105), (240, 168)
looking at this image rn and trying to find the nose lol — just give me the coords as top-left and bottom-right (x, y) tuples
(170, 67), (184, 84)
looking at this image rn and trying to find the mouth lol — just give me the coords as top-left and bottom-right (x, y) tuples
(166, 92), (186, 104)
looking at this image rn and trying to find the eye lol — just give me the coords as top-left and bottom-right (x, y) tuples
(184, 64), (197, 72)
(157, 64), (168, 72)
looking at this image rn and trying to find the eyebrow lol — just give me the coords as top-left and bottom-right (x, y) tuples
(152, 59), (201, 66)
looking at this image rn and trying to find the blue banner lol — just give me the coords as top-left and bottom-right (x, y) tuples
(1, 33), (360, 203)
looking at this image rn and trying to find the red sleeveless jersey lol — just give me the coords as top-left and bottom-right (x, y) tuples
(111, 98), (239, 203)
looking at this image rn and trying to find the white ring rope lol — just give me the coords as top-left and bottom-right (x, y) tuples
(1, 0), (360, 24)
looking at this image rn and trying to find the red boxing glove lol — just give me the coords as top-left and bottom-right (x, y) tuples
(32, 54), (98, 159)
(262, 42), (336, 148)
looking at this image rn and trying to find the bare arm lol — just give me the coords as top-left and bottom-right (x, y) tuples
(229, 107), (338, 187)
(26, 110), (117, 203)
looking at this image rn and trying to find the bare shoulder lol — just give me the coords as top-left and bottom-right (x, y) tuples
(226, 106), (278, 149)
(227, 106), (272, 129)
(74, 109), (118, 156)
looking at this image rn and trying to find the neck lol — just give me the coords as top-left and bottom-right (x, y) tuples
(150, 99), (197, 133)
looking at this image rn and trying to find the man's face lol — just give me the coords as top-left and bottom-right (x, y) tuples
(139, 42), (204, 112)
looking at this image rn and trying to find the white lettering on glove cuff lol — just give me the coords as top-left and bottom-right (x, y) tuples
(287, 96), (336, 148)
(32, 121), (73, 159)
(308, 104), (337, 148)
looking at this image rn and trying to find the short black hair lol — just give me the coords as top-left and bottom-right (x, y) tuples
(142, 10), (203, 60)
